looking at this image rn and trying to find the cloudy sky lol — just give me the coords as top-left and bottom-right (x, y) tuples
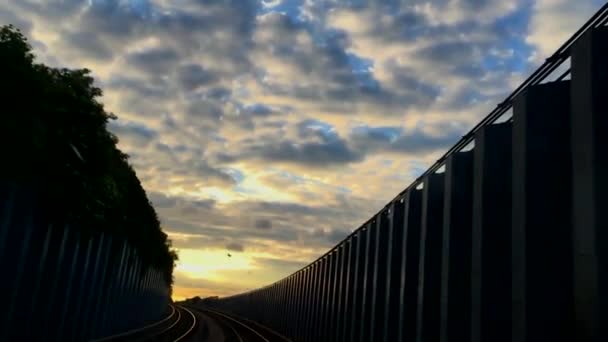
(2, 0), (604, 300)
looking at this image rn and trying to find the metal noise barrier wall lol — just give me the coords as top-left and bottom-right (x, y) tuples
(0, 184), (170, 341)
(208, 9), (608, 342)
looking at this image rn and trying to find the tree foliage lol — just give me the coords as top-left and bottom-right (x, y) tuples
(0, 25), (177, 286)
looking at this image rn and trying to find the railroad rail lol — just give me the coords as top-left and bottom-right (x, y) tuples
(92, 304), (197, 341)
(192, 306), (290, 342)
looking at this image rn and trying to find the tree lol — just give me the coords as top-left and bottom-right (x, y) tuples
(0, 25), (177, 286)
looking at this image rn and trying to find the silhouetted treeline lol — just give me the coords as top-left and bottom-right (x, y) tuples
(0, 25), (177, 286)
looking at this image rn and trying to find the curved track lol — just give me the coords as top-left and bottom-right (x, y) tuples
(155, 305), (197, 342)
(93, 304), (197, 342)
(192, 307), (290, 342)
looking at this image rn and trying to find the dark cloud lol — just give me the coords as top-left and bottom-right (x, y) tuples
(77, 0), (150, 40)
(176, 64), (219, 91)
(158, 0), (257, 37)
(416, 41), (478, 65)
(108, 121), (158, 148)
(219, 116), (463, 168)
(127, 142), (237, 189)
(382, 62), (441, 104)
(149, 192), (178, 209)
(0, 8), (32, 35)
(10, 0), (257, 79)
(460, 0), (493, 11)
(226, 242), (245, 252)
(151, 192), (216, 214)
(388, 129), (462, 154)
(248, 137), (364, 166)
(243, 104), (276, 117)
(326, 228), (351, 244)
(186, 101), (224, 123)
(255, 12), (422, 112)
(206, 87), (232, 101)
(126, 47), (180, 74)
(106, 75), (172, 100)
(194, 162), (237, 188)
(350, 125), (463, 155)
(12, 0), (84, 22)
(152, 1), (257, 72)
(442, 85), (493, 110)
(348, 7), (431, 43)
(60, 31), (113, 61)
(157, 194), (375, 250)
(254, 219), (272, 230)
(217, 119), (365, 167)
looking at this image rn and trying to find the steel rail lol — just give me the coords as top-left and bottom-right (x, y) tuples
(222, 1), (608, 299)
(222, 317), (245, 342)
(159, 304), (182, 336)
(205, 308), (270, 342)
(203, 308), (244, 342)
(173, 305), (197, 342)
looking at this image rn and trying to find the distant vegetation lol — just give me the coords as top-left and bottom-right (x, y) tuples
(0, 25), (177, 286)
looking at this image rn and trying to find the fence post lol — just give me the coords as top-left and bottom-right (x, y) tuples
(384, 199), (406, 342)
(0, 185), (16, 265)
(46, 225), (70, 339)
(440, 151), (474, 342)
(471, 122), (512, 342)
(104, 240), (127, 335)
(512, 81), (574, 342)
(80, 233), (105, 340)
(342, 236), (356, 342)
(397, 189), (423, 342)
(117, 246), (132, 332)
(90, 235), (113, 339)
(335, 245), (346, 342)
(359, 222), (374, 342)
(2, 213), (33, 340)
(350, 230), (365, 342)
(57, 234), (81, 341)
(24, 224), (53, 336)
(71, 237), (94, 340)
(570, 26), (608, 341)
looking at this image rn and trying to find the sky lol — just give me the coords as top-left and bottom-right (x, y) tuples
(2, 0), (604, 300)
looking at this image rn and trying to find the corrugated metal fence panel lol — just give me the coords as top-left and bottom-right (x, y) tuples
(0, 184), (169, 341)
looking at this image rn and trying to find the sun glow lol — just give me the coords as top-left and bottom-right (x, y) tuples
(175, 248), (255, 282)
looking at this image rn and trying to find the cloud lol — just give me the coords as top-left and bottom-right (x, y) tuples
(247, 137), (364, 166)
(416, 40), (481, 67)
(254, 219), (273, 230)
(108, 121), (158, 148)
(349, 123), (464, 156)
(218, 119), (366, 167)
(221, 120), (463, 168)
(252, 257), (306, 271)
(526, 0), (605, 63)
(156, 191), (378, 257)
(176, 64), (219, 91)
(226, 242), (245, 252)
(4, 0), (597, 298)
(0, 8), (32, 35)
(126, 47), (180, 74)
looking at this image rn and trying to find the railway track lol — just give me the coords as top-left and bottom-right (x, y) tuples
(155, 305), (197, 342)
(93, 304), (197, 342)
(191, 307), (290, 342)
